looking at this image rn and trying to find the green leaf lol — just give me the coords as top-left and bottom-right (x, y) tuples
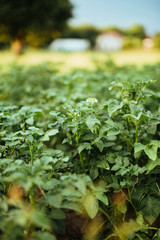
(107, 99), (123, 117)
(111, 164), (121, 171)
(78, 142), (92, 153)
(94, 192), (108, 206)
(61, 201), (82, 213)
(144, 144), (158, 161)
(47, 194), (62, 208)
(26, 134), (34, 143)
(89, 167), (99, 179)
(147, 123), (157, 134)
(134, 143), (145, 158)
(83, 192), (99, 219)
(107, 129), (119, 136)
(51, 209), (66, 219)
(140, 196), (160, 225)
(99, 125), (110, 137)
(124, 112), (150, 123)
(26, 117), (34, 125)
(28, 127), (44, 135)
(62, 156), (69, 162)
(146, 158), (160, 173)
(95, 140), (104, 152)
(136, 212), (144, 227)
(123, 114), (138, 123)
(41, 129), (59, 141)
(139, 112), (151, 122)
(86, 115), (100, 133)
(117, 203), (127, 214)
(30, 210), (50, 230)
(97, 160), (110, 170)
(32, 231), (56, 240)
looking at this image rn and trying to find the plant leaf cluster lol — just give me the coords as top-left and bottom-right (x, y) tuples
(0, 61), (160, 239)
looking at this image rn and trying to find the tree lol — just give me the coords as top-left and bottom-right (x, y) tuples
(62, 25), (101, 48)
(125, 24), (146, 39)
(153, 32), (160, 49)
(0, 0), (73, 54)
(102, 25), (124, 35)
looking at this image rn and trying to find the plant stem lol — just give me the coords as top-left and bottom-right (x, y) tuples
(29, 142), (33, 165)
(48, 167), (54, 179)
(135, 234), (143, 240)
(104, 233), (115, 240)
(135, 122), (138, 143)
(29, 193), (35, 206)
(80, 153), (85, 172)
(99, 207), (110, 221)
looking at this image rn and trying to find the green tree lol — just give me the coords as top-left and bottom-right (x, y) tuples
(125, 24), (146, 39)
(153, 32), (160, 49)
(62, 25), (100, 48)
(0, 0), (73, 54)
(101, 25), (124, 35)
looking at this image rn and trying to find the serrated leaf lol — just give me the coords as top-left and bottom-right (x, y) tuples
(86, 115), (100, 133)
(83, 192), (99, 219)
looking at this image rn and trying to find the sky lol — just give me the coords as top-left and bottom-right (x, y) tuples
(69, 0), (160, 35)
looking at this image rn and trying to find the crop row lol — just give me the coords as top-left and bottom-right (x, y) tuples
(0, 61), (160, 239)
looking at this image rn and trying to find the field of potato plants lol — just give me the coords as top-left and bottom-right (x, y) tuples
(0, 60), (160, 240)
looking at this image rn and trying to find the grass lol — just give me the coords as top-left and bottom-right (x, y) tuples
(0, 48), (160, 72)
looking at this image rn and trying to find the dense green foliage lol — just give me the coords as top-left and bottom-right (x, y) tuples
(154, 32), (160, 49)
(0, 60), (160, 239)
(0, 22), (149, 50)
(61, 24), (146, 49)
(62, 24), (100, 48)
(0, 0), (73, 49)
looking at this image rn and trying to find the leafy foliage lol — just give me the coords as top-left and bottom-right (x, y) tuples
(0, 0), (73, 52)
(0, 60), (160, 239)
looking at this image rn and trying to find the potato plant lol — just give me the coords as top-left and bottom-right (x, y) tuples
(0, 61), (160, 240)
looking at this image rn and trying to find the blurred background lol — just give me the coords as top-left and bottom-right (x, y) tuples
(0, 0), (159, 69)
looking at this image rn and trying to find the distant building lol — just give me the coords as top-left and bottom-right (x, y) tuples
(96, 31), (123, 51)
(142, 37), (153, 50)
(49, 38), (90, 51)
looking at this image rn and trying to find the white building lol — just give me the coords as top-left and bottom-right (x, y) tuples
(96, 31), (123, 51)
(142, 38), (153, 50)
(49, 38), (90, 51)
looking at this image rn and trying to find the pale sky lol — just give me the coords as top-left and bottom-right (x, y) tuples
(69, 0), (160, 35)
